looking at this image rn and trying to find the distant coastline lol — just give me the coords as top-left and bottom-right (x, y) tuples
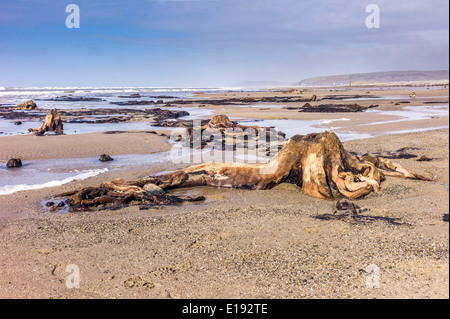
(295, 70), (449, 87)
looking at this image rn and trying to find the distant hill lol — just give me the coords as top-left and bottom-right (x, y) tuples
(295, 70), (449, 86)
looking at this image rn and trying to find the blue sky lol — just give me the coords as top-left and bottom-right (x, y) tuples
(0, 0), (448, 87)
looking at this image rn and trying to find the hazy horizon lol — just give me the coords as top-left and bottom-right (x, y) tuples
(1, 0), (448, 87)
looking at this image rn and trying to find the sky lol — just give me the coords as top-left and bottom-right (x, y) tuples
(0, 0), (448, 87)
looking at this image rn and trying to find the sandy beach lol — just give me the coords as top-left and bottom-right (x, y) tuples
(0, 87), (448, 299)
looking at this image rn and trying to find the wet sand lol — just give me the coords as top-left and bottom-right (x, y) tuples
(0, 87), (448, 299)
(0, 130), (172, 161)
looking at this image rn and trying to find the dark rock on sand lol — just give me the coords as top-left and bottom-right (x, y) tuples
(334, 199), (367, 216)
(6, 158), (22, 168)
(295, 103), (378, 113)
(321, 94), (379, 100)
(152, 119), (207, 128)
(46, 96), (104, 102)
(416, 155), (433, 162)
(109, 100), (156, 106)
(99, 154), (114, 162)
(67, 116), (128, 124)
(423, 100), (449, 104)
(143, 183), (165, 196)
(151, 109), (189, 121)
(150, 95), (178, 99)
(118, 93), (141, 98)
(0, 111), (44, 120)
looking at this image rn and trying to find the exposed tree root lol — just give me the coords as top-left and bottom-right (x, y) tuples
(28, 109), (63, 135)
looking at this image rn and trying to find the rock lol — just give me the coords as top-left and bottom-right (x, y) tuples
(109, 100), (155, 106)
(416, 156), (433, 162)
(298, 102), (376, 113)
(143, 183), (165, 196)
(302, 103), (313, 108)
(151, 108), (189, 121)
(14, 121), (22, 125)
(99, 154), (113, 162)
(334, 198), (367, 217)
(6, 158), (22, 168)
(118, 93), (141, 98)
(49, 96), (103, 102)
(16, 100), (38, 110)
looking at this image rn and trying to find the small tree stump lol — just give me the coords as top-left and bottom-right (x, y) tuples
(28, 109), (63, 135)
(16, 100), (38, 110)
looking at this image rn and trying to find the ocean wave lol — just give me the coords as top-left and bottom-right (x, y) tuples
(0, 86), (256, 96)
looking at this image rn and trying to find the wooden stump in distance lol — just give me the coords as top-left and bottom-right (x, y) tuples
(28, 109), (63, 136)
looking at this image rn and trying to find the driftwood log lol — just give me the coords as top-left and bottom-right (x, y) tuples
(54, 131), (430, 212)
(28, 109), (63, 135)
(53, 179), (205, 212)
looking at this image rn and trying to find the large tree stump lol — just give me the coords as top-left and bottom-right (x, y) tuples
(28, 109), (63, 135)
(149, 131), (430, 200)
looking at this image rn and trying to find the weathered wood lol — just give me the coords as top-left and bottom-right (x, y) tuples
(16, 100), (38, 110)
(28, 109), (63, 135)
(150, 131), (430, 200)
